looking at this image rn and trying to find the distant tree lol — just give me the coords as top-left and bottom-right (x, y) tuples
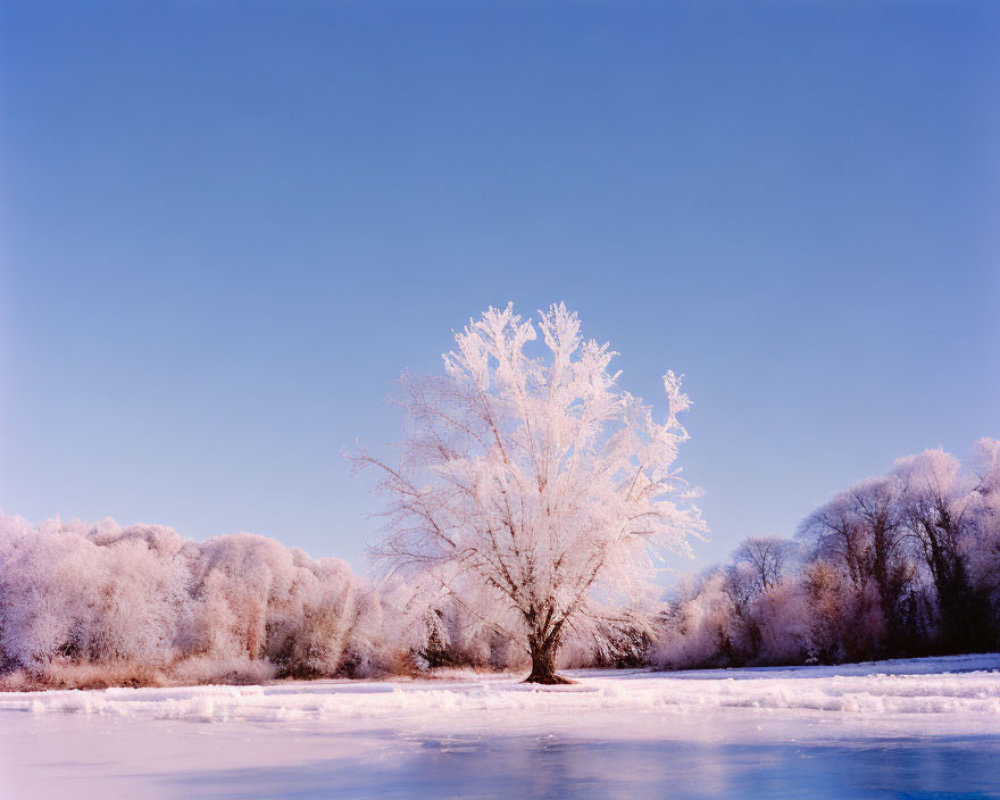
(721, 563), (763, 658)
(967, 438), (1000, 645)
(799, 560), (873, 662)
(653, 572), (736, 669)
(891, 449), (991, 650)
(355, 303), (704, 683)
(732, 537), (795, 594)
(798, 476), (915, 653)
(722, 538), (798, 664)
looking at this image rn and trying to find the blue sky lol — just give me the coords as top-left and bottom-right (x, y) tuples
(1, 1), (997, 574)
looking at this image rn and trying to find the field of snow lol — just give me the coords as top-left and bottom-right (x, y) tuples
(2, 654), (999, 799)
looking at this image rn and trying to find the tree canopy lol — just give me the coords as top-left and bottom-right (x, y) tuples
(356, 303), (704, 682)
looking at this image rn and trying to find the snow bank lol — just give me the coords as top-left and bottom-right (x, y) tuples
(3, 654), (997, 731)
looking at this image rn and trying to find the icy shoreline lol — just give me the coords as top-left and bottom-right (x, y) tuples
(2, 654), (998, 800)
(2, 653), (997, 731)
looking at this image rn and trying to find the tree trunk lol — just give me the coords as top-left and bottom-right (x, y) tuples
(524, 633), (573, 685)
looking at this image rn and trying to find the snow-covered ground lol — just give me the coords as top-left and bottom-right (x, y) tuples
(1, 654), (998, 799)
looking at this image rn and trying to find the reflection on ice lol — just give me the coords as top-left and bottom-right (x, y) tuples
(168, 733), (1000, 800)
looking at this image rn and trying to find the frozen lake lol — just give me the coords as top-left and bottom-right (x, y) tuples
(2, 654), (998, 799)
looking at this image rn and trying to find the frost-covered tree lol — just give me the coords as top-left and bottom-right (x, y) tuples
(653, 572), (736, 669)
(356, 303), (704, 683)
(732, 537), (795, 594)
(891, 449), (991, 650)
(798, 476), (916, 652)
(967, 438), (1000, 645)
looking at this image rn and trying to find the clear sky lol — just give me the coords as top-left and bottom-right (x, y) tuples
(1, 1), (997, 575)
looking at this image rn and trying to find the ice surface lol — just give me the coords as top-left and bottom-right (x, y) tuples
(1, 654), (998, 799)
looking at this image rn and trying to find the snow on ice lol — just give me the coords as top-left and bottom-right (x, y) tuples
(1, 655), (998, 799)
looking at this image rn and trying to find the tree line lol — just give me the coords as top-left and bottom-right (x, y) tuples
(1, 439), (996, 691)
(654, 441), (1000, 669)
(1, 304), (996, 688)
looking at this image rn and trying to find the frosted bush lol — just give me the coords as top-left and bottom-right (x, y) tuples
(652, 573), (737, 669)
(0, 516), (393, 689)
